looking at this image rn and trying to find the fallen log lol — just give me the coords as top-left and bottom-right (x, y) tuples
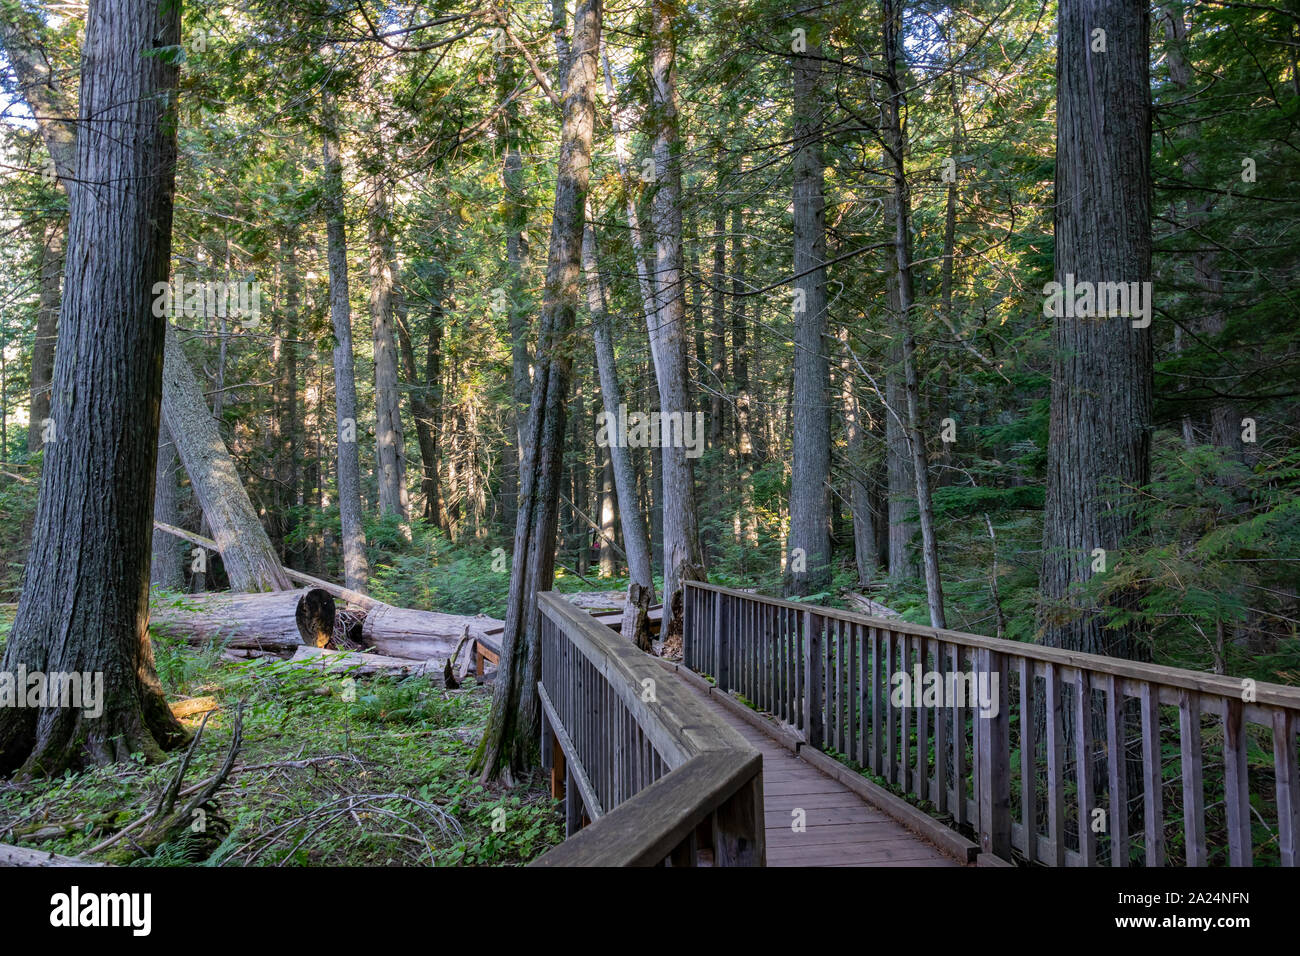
(842, 591), (901, 619)
(0, 843), (104, 866)
(152, 585), (501, 665)
(564, 590), (627, 612)
(362, 603), (503, 661)
(149, 589), (313, 652)
(282, 646), (443, 679)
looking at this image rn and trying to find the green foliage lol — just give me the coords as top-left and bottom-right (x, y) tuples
(0, 636), (561, 866)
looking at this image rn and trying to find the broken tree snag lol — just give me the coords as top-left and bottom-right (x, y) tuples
(621, 581), (653, 652)
(149, 589), (313, 652)
(361, 604), (504, 661)
(295, 587), (336, 648)
(161, 325), (292, 593)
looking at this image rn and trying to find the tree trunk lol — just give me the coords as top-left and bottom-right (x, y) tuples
(840, 330), (880, 584)
(501, 56), (532, 538)
(883, 0), (945, 627)
(151, 423), (185, 589)
(885, 309), (918, 579)
(599, 445), (616, 577)
(321, 89), (371, 592)
(648, 0), (705, 627)
(277, 233), (301, 566)
(27, 220), (64, 453)
(787, 24), (832, 597)
(583, 218), (657, 623)
(368, 169), (410, 524)
(162, 326), (291, 593)
(472, 0), (602, 784)
(395, 277), (444, 528)
(0, 0), (188, 775)
(709, 203), (727, 450)
(1039, 0), (1152, 660)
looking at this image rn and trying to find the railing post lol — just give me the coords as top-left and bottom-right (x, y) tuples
(715, 590), (730, 691)
(712, 771), (765, 866)
(804, 609), (824, 749)
(976, 647), (1011, 860)
(683, 582), (695, 670)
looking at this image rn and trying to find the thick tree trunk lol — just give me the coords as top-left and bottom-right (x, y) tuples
(0, 0), (188, 775)
(648, 0), (705, 627)
(472, 0), (602, 784)
(787, 26), (832, 597)
(150, 589), (319, 653)
(321, 90), (371, 592)
(162, 326), (291, 593)
(1039, 0), (1152, 660)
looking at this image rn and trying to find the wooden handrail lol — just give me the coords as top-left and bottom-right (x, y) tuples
(683, 580), (1300, 867)
(685, 581), (1300, 709)
(531, 592), (765, 866)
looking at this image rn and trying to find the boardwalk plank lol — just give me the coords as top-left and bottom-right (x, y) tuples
(670, 668), (960, 867)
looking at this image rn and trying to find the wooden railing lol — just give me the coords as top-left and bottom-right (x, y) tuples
(684, 581), (1300, 867)
(531, 592), (765, 866)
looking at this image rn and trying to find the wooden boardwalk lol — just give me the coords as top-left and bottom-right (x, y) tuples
(673, 674), (961, 867)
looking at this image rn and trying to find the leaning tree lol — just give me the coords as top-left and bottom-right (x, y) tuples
(0, 0), (188, 775)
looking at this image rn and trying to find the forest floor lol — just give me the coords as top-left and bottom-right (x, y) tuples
(0, 605), (562, 866)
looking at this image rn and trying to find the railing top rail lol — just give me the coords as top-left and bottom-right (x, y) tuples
(685, 581), (1300, 710)
(538, 591), (755, 768)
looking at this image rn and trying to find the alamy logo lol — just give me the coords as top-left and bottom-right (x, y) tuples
(0, 667), (103, 718)
(1041, 273), (1152, 328)
(152, 274), (262, 327)
(890, 664), (1000, 718)
(595, 404), (705, 459)
(50, 887), (151, 936)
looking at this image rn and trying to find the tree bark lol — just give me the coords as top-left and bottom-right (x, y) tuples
(1039, 0), (1152, 660)
(500, 55), (532, 538)
(162, 326), (291, 593)
(839, 330), (880, 584)
(583, 218), (657, 626)
(27, 220), (64, 453)
(277, 233), (301, 565)
(787, 23), (832, 596)
(882, 0), (945, 627)
(321, 89), (371, 592)
(472, 0), (602, 784)
(648, 0), (705, 627)
(395, 275), (445, 528)
(599, 444), (616, 577)
(0, 0), (188, 775)
(367, 168), (410, 524)
(151, 423), (185, 590)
